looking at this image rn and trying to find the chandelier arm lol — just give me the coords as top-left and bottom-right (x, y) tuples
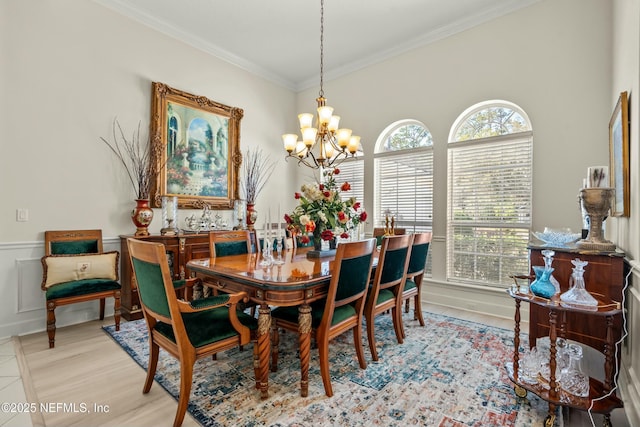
(285, 152), (320, 169)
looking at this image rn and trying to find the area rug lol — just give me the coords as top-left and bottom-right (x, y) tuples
(103, 311), (559, 427)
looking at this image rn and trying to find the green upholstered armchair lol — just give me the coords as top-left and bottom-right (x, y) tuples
(127, 238), (259, 427)
(364, 234), (413, 361)
(40, 230), (121, 348)
(270, 238), (376, 397)
(206, 230), (258, 318)
(400, 232), (432, 334)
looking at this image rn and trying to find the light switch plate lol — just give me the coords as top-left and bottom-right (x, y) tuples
(16, 208), (29, 222)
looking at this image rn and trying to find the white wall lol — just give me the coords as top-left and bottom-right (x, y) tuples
(0, 0), (299, 243)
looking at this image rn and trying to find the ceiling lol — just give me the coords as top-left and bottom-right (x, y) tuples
(95, 0), (539, 91)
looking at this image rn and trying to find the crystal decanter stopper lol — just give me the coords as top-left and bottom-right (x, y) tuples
(541, 250), (560, 295)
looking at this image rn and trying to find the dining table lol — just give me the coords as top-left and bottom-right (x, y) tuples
(187, 245), (367, 399)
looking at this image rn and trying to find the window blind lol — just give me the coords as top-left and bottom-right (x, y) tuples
(447, 134), (532, 286)
(336, 157), (364, 205)
(374, 147), (433, 233)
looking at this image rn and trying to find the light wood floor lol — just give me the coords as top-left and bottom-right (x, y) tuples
(12, 303), (630, 427)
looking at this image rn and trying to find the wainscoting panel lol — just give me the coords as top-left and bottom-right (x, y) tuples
(620, 262), (639, 427)
(16, 258), (44, 313)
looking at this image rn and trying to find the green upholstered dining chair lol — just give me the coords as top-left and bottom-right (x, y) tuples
(270, 238), (376, 397)
(209, 230), (253, 257)
(287, 229), (314, 248)
(364, 234), (413, 361)
(40, 229), (121, 348)
(127, 238), (259, 427)
(400, 232), (432, 337)
(207, 230), (257, 317)
(373, 227), (407, 246)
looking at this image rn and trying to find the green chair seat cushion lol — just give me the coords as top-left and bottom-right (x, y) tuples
(272, 301), (356, 329)
(155, 308), (258, 348)
(46, 279), (120, 300)
(375, 288), (395, 304)
(404, 278), (417, 291)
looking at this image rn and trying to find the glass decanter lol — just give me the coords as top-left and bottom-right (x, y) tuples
(560, 343), (589, 397)
(560, 258), (598, 309)
(541, 249), (560, 295)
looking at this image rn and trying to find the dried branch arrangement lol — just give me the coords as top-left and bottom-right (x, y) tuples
(241, 147), (276, 204)
(100, 118), (154, 200)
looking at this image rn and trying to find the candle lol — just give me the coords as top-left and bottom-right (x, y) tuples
(278, 204), (281, 238)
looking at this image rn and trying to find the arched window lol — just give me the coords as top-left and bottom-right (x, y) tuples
(374, 120), (433, 233)
(447, 101), (532, 287)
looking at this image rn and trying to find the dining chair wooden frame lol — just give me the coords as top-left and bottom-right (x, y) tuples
(401, 232), (432, 336)
(127, 238), (259, 427)
(372, 227), (407, 237)
(364, 234), (413, 361)
(270, 238), (377, 397)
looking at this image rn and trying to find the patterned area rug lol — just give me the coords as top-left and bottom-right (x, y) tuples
(103, 311), (560, 427)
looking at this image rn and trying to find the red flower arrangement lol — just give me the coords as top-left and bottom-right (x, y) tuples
(285, 168), (366, 248)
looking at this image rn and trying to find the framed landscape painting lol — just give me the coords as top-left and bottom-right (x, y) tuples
(150, 81), (243, 209)
(608, 91), (630, 217)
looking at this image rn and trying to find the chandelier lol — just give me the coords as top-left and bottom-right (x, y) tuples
(282, 0), (361, 169)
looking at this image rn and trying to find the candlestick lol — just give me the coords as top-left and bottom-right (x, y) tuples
(278, 204), (281, 238)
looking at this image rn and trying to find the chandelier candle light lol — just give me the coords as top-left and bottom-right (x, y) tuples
(282, 0), (361, 169)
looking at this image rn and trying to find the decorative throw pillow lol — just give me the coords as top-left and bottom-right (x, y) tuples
(43, 251), (118, 288)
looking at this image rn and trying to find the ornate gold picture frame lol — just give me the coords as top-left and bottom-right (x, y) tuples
(150, 82), (243, 209)
(608, 91), (630, 217)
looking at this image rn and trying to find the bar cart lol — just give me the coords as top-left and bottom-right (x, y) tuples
(505, 288), (623, 427)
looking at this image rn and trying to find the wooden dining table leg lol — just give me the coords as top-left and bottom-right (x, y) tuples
(257, 304), (272, 400)
(298, 304), (312, 397)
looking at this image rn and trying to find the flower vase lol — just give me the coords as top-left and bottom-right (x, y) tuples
(246, 203), (258, 230)
(530, 266), (556, 299)
(329, 237), (337, 249)
(312, 229), (323, 251)
(307, 228), (336, 258)
(131, 199), (153, 237)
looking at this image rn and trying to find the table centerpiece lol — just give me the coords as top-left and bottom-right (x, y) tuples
(285, 168), (367, 257)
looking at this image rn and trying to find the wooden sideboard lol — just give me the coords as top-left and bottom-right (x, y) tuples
(528, 245), (626, 355)
(120, 231), (259, 320)
(119, 233), (210, 320)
